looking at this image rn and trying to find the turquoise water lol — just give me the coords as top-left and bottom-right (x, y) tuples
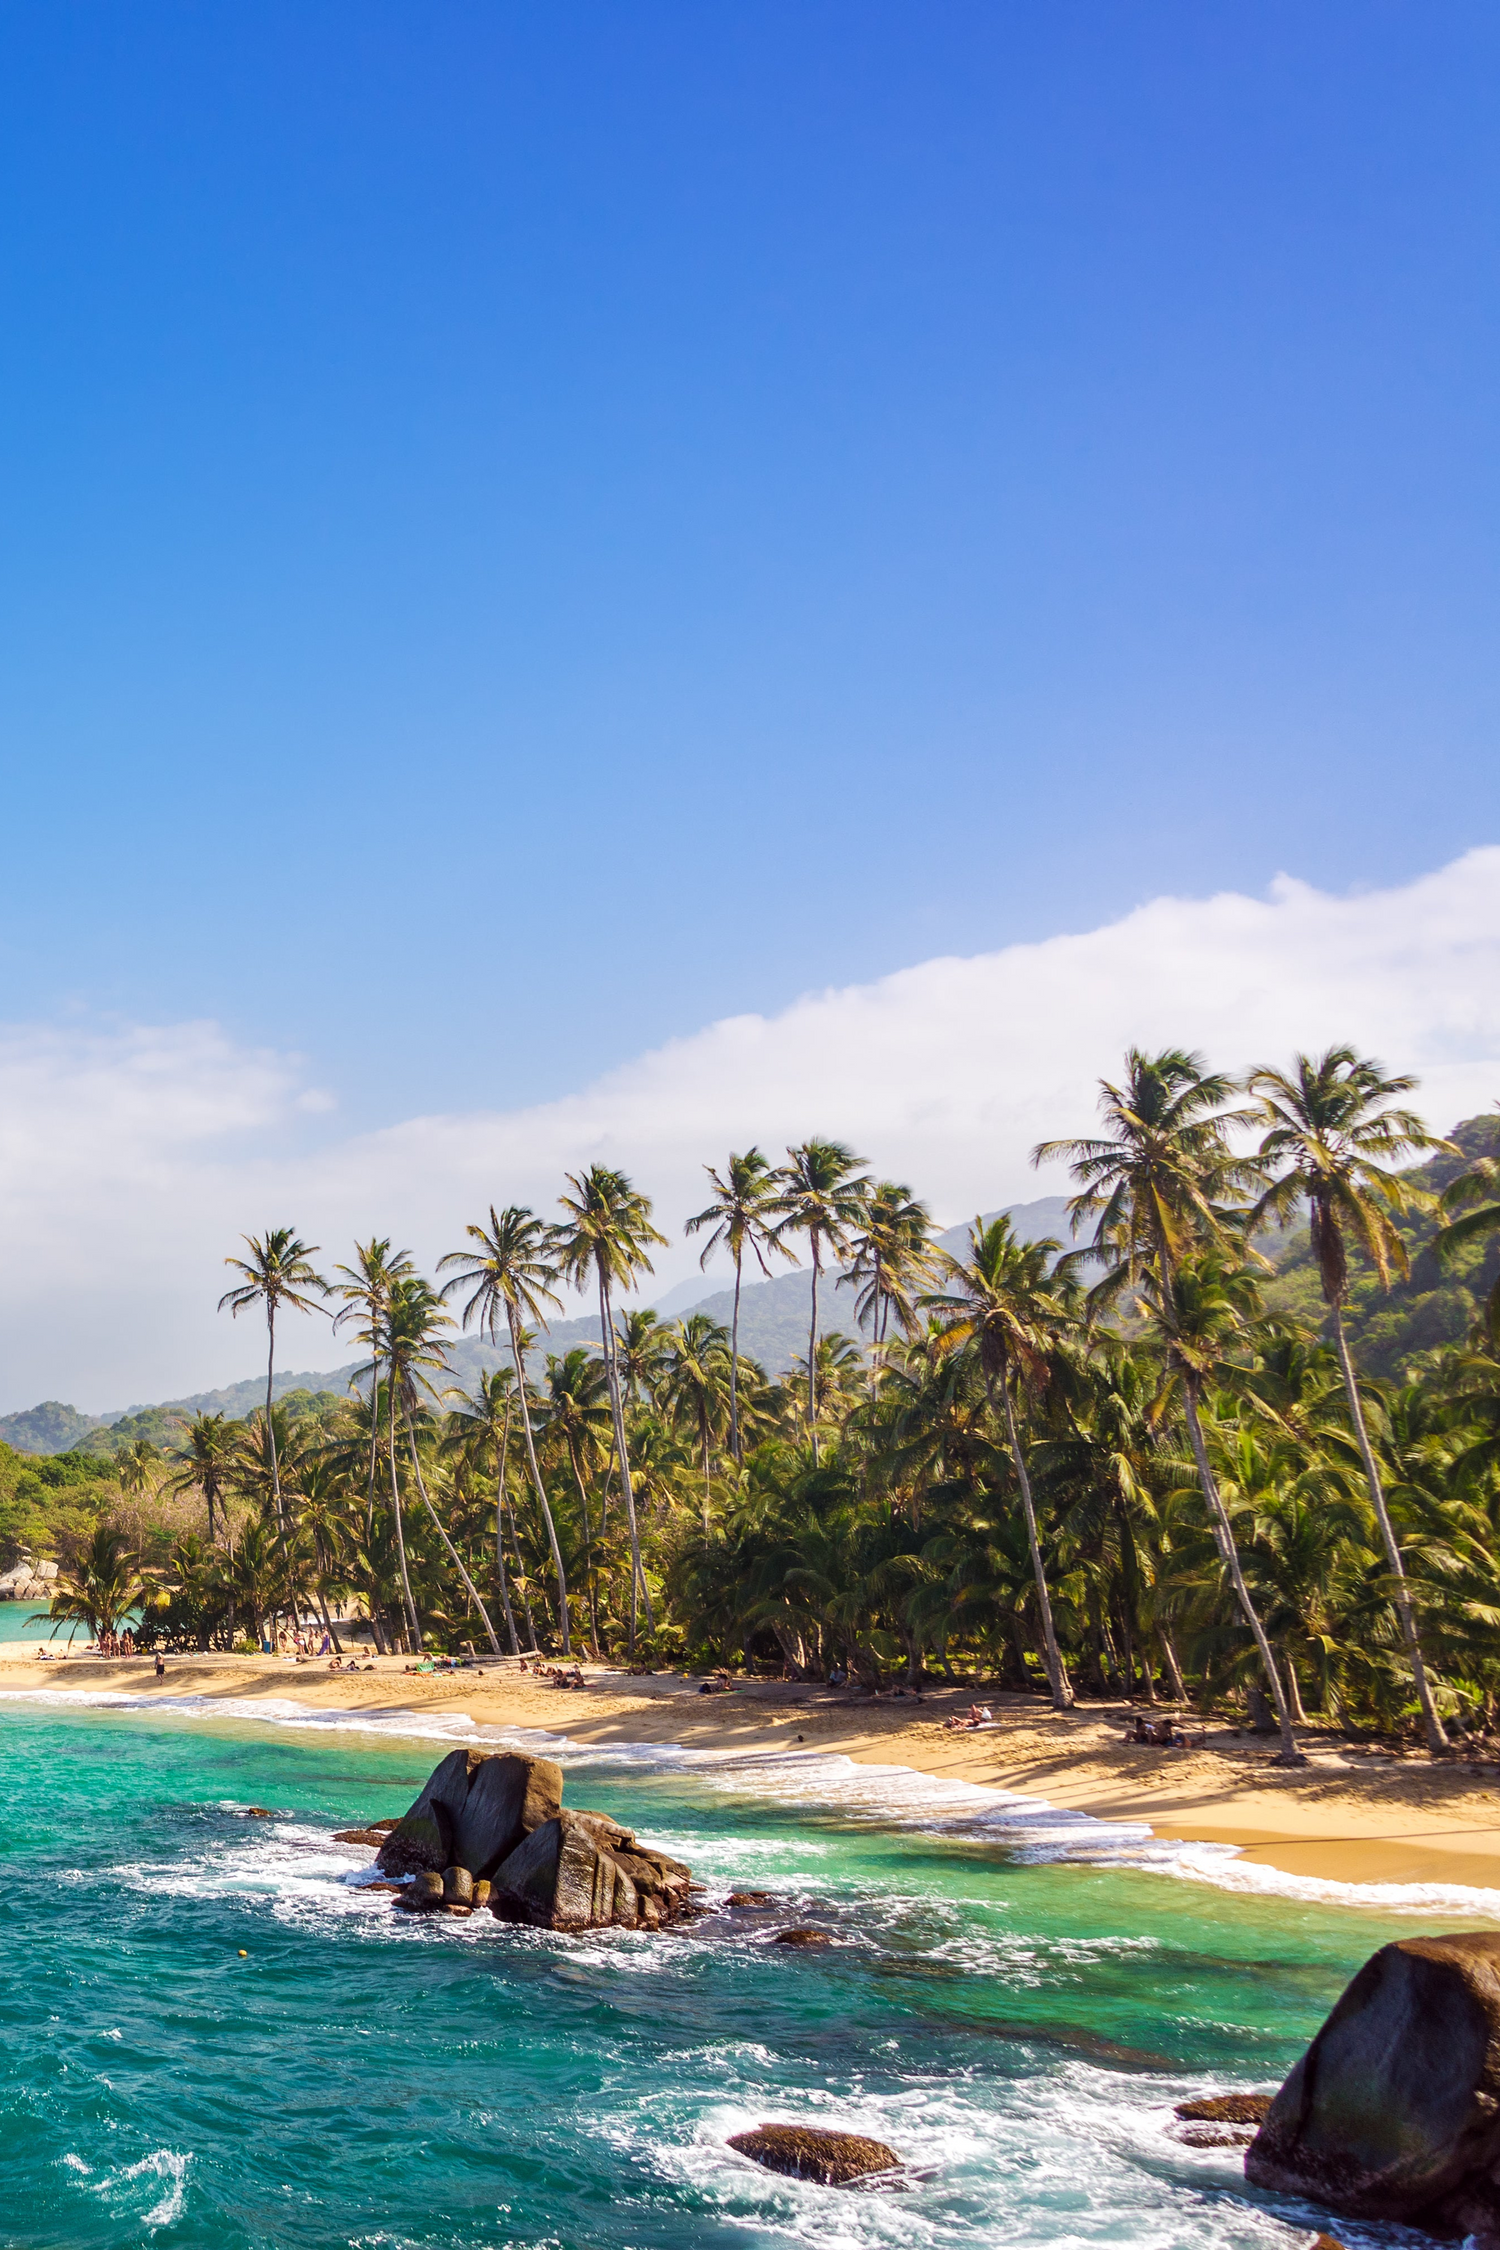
(0, 1694), (1478, 2250)
(0, 1599), (71, 1641)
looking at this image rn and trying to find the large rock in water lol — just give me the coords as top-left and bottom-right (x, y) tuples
(489, 1808), (694, 1931)
(728, 2124), (900, 2185)
(376, 1750), (562, 1879)
(1245, 1933), (1500, 2236)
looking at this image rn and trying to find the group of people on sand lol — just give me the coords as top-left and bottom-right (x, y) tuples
(539, 1662), (587, 1689)
(1123, 1714), (1198, 1750)
(93, 1629), (137, 1658)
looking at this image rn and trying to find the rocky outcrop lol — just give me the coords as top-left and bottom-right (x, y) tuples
(0, 1558), (58, 1603)
(727, 2124), (900, 2185)
(1244, 1933), (1500, 2236)
(371, 1752), (695, 1933)
(489, 1809), (694, 1931)
(375, 1750), (562, 1879)
(773, 1927), (833, 1949)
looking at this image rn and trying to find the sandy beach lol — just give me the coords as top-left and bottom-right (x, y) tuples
(10, 1638), (1500, 1894)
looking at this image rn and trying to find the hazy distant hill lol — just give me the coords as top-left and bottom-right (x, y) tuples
(0, 1196), (1083, 1449)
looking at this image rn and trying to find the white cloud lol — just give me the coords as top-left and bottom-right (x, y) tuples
(3, 849), (1498, 1414)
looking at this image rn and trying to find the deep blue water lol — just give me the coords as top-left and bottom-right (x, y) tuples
(0, 1693), (1478, 2249)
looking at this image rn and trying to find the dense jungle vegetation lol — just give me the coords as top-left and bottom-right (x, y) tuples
(8, 1047), (1500, 1758)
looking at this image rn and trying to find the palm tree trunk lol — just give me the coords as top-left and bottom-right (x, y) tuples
(265, 1308), (286, 1546)
(597, 1273), (654, 1648)
(403, 1419), (502, 1655)
(1281, 1643), (1309, 1724)
(996, 1373), (1073, 1709)
(1181, 1378), (1303, 1763)
(808, 1240), (821, 1459)
(1158, 1627), (1187, 1703)
(1330, 1304), (1448, 1752)
(730, 1250), (743, 1462)
(567, 1437), (602, 1656)
(365, 1358), (382, 1538)
(507, 1306), (570, 1654)
(386, 1384), (421, 1652)
(504, 1488), (538, 1651)
(492, 1414), (520, 1655)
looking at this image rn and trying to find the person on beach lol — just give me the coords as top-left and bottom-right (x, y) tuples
(154, 1652), (166, 1680)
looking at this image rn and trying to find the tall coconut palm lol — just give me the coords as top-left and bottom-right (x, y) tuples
(444, 1367), (527, 1653)
(438, 1206), (572, 1653)
(685, 1148), (792, 1460)
(1035, 1048), (1304, 1762)
(540, 1347), (614, 1648)
(660, 1313), (734, 1534)
(167, 1412), (234, 1540)
(219, 1228), (330, 1542)
(925, 1215), (1076, 1709)
(773, 1140), (871, 1459)
(332, 1238), (414, 1535)
(841, 1180), (937, 1346)
(554, 1165), (666, 1648)
(1248, 1046), (1456, 1752)
(384, 1274), (502, 1655)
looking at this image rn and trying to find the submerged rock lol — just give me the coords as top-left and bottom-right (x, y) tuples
(728, 1891), (773, 1908)
(728, 2124), (900, 2185)
(1176, 2095), (1271, 2124)
(772, 1927), (833, 1949)
(334, 1827), (391, 1847)
(1245, 1932), (1500, 2234)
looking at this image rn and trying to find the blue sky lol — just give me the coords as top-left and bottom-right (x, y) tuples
(1, 0), (1496, 1140)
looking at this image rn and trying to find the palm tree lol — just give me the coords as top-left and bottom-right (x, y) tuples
(685, 1149), (792, 1460)
(660, 1314), (734, 1534)
(167, 1412), (234, 1540)
(1437, 1109), (1500, 1345)
(444, 1367), (527, 1653)
(438, 1206), (572, 1653)
(117, 1438), (162, 1500)
(1036, 1047), (1305, 1762)
(774, 1140), (871, 1458)
(540, 1347), (614, 1648)
(1249, 1046), (1455, 1752)
(554, 1165), (666, 1649)
(926, 1215), (1076, 1709)
(384, 1274), (502, 1655)
(842, 1180), (936, 1346)
(332, 1238), (414, 1536)
(219, 1229), (330, 1543)
(36, 1525), (149, 1642)
(612, 1306), (673, 1411)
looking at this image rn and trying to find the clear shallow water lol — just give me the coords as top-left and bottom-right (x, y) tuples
(0, 1697), (1485, 2250)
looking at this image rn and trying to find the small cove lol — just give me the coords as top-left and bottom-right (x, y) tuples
(0, 1697), (1485, 2249)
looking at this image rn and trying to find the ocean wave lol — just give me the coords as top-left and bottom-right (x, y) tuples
(8, 1683), (1500, 1923)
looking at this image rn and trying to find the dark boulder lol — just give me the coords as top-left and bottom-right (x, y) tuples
(728, 2124), (899, 2185)
(375, 1750), (562, 1878)
(397, 1870), (445, 1911)
(728, 1891), (773, 1908)
(773, 1927), (833, 1949)
(489, 1808), (693, 1932)
(334, 1827), (391, 1847)
(1245, 1932), (1500, 2235)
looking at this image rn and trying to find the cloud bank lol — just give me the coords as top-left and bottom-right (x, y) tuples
(3, 849), (1498, 1412)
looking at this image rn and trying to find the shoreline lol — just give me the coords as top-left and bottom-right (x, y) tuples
(8, 1643), (1500, 1900)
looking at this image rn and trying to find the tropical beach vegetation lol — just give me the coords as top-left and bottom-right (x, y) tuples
(5, 1049), (1500, 1754)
